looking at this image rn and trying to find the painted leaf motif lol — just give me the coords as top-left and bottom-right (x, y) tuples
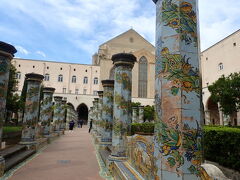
(171, 86), (179, 96)
(167, 157), (176, 167)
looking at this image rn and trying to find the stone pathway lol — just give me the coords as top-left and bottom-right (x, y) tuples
(8, 126), (103, 180)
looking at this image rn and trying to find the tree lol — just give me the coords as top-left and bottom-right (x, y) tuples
(144, 105), (155, 122)
(208, 72), (240, 116)
(6, 64), (21, 123)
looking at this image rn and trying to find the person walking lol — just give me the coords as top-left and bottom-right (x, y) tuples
(69, 120), (75, 131)
(88, 119), (93, 133)
(80, 119), (84, 128)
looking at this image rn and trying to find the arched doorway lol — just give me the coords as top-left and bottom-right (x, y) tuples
(207, 97), (220, 125)
(77, 103), (88, 124)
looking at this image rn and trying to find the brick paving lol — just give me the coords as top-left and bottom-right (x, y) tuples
(8, 126), (103, 180)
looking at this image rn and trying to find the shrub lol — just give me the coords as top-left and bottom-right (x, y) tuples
(3, 126), (22, 133)
(131, 122), (154, 135)
(203, 126), (240, 171)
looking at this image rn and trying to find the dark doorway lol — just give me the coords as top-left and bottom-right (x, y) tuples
(77, 103), (88, 124)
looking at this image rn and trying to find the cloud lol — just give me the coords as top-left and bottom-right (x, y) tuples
(36, 51), (46, 58)
(15, 45), (29, 55)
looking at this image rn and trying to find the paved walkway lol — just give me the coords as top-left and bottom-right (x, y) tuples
(8, 127), (103, 180)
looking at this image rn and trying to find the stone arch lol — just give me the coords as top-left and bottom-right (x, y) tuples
(206, 97), (220, 125)
(77, 103), (88, 124)
(67, 102), (75, 110)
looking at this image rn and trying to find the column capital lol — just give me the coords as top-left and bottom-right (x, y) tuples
(97, 91), (103, 97)
(25, 73), (44, 82)
(112, 53), (136, 68)
(54, 96), (63, 101)
(0, 41), (17, 57)
(43, 87), (55, 93)
(101, 80), (114, 87)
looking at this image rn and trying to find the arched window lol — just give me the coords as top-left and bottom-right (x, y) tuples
(218, 63), (223, 70)
(93, 77), (98, 84)
(16, 72), (21, 79)
(83, 77), (88, 84)
(72, 76), (76, 83)
(58, 74), (63, 82)
(138, 56), (148, 98)
(44, 74), (50, 81)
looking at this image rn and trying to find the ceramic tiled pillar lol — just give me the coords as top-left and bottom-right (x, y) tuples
(101, 80), (114, 142)
(21, 73), (44, 145)
(110, 53), (136, 159)
(138, 106), (144, 123)
(0, 42), (16, 176)
(60, 100), (67, 130)
(93, 98), (99, 135)
(97, 91), (103, 136)
(40, 87), (55, 137)
(153, 0), (203, 179)
(53, 96), (63, 132)
(132, 107), (138, 123)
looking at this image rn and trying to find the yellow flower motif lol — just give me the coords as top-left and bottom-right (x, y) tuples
(162, 145), (171, 155)
(191, 160), (201, 165)
(161, 47), (169, 56)
(180, 2), (193, 13)
(182, 63), (191, 74)
(182, 81), (193, 92)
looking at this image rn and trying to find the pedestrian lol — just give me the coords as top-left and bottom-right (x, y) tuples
(77, 119), (81, 128)
(80, 119), (84, 128)
(88, 119), (93, 133)
(69, 120), (75, 131)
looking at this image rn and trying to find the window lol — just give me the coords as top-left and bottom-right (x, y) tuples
(18, 64), (21, 67)
(75, 89), (79, 95)
(218, 63), (223, 70)
(72, 76), (76, 83)
(60, 67), (62, 70)
(74, 68), (76, 71)
(58, 75), (63, 82)
(83, 77), (88, 84)
(93, 91), (98, 95)
(16, 72), (21, 79)
(47, 66), (49, 69)
(233, 42), (236, 47)
(83, 89), (87, 95)
(44, 74), (50, 81)
(63, 88), (66, 93)
(85, 70), (87, 72)
(206, 57), (208, 61)
(93, 77), (98, 84)
(138, 56), (148, 98)
(33, 66), (35, 68)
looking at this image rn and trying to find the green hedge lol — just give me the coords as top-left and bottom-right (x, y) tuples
(131, 123), (240, 171)
(3, 126), (22, 133)
(204, 126), (240, 171)
(131, 123), (154, 135)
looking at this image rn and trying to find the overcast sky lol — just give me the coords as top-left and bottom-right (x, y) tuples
(1, 0), (239, 64)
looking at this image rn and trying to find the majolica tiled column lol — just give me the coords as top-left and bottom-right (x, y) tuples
(153, 0), (203, 179)
(101, 80), (114, 142)
(53, 96), (63, 132)
(93, 98), (99, 135)
(60, 99), (67, 130)
(21, 73), (44, 145)
(0, 42), (16, 176)
(110, 53), (136, 159)
(97, 91), (103, 137)
(138, 106), (144, 123)
(132, 107), (138, 123)
(40, 87), (55, 137)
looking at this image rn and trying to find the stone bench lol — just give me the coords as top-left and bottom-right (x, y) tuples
(113, 161), (145, 180)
